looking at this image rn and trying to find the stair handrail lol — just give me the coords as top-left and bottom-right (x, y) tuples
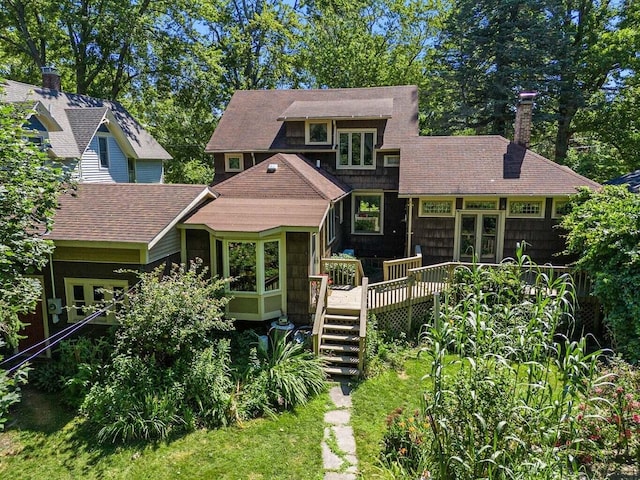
(311, 274), (329, 355)
(358, 276), (369, 374)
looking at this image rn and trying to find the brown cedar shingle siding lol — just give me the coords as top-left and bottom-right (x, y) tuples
(50, 183), (210, 243)
(412, 217), (456, 265)
(286, 232), (310, 324)
(399, 136), (600, 196)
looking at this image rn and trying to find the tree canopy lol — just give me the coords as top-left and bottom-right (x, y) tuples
(1, 0), (638, 181)
(0, 98), (68, 346)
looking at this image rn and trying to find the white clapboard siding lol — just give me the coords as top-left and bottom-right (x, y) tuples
(136, 160), (164, 184)
(81, 135), (128, 183)
(148, 228), (181, 263)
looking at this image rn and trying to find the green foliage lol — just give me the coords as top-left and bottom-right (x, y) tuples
(379, 249), (618, 478)
(364, 315), (412, 378)
(114, 261), (233, 366)
(561, 186), (640, 362)
(0, 343), (29, 430)
(0, 100), (68, 347)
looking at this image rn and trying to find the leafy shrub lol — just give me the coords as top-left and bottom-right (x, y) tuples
(184, 340), (234, 428)
(364, 315), (412, 378)
(0, 344), (29, 430)
(561, 185), (640, 361)
(256, 335), (326, 411)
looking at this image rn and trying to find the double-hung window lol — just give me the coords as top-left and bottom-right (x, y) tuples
(353, 193), (383, 234)
(98, 136), (109, 169)
(337, 129), (376, 169)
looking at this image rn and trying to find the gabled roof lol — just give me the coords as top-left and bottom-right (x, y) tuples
(607, 169), (640, 193)
(206, 85), (418, 152)
(213, 153), (350, 200)
(398, 136), (600, 196)
(183, 153), (349, 233)
(2, 79), (171, 160)
(49, 183), (213, 245)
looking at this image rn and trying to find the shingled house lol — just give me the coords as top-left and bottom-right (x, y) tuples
(2, 69), (170, 183)
(199, 86), (599, 297)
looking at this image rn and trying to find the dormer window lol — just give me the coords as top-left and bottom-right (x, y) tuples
(225, 153), (244, 172)
(305, 120), (331, 145)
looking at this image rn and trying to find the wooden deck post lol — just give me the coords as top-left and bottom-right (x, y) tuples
(406, 272), (415, 333)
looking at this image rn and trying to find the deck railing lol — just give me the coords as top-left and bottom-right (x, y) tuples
(383, 246), (422, 281)
(358, 277), (368, 373)
(321, 257), (365, 287)
(310, 275), (329, 355)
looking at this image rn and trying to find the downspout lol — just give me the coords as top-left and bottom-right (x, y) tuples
(406, 198), (413, 257)
(251, 152), (256, 166)
(48, 252), (59, 324)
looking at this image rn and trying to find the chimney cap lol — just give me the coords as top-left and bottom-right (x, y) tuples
(518, 92), (537, 103)
(41, 65), (59, 74)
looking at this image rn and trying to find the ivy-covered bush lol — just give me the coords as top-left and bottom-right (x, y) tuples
(561, 185), (640, 362)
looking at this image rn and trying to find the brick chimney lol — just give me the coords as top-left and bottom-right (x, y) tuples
(41, 66), (61, 91)
(513, 92), (536, 148)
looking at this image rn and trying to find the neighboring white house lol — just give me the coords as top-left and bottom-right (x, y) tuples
(2, 69), (170, 183)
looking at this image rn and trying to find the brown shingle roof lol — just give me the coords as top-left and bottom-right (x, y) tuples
(277, 98), (394, 120)
(49, 183), (212, 244)
(399, 136), (600, 196)
(213, 153), (350, 201)
(206, 86), (418, 152)
(2, 79), (171, 160)
(182, 197), (329, 233)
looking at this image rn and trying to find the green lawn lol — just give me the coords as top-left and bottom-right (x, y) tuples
(0, 387), (327, 480)
(351, 355), (434, 478)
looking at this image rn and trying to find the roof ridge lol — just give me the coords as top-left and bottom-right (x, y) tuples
(280, 154), (333, 200)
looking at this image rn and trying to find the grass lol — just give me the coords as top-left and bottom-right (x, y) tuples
(0, 386), (327, 479)
(351, 355), (434, 478)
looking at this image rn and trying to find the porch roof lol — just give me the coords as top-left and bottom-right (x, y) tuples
(182, 197), (329, 233)
(399, 136), (600, 196)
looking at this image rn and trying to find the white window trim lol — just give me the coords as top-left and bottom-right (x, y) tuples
(383, 154), (400, 167)
(64, 278), (128, 324)
(507, 197), (546, 219)
(453, 211), (505, 263)
(224, 153), (244, 172)
(552, 198), (570, 219)
(336, 128), (377, 170)
(352, 191), (384, 235)
(305, 120), (332, 145)
(463, 197), (499, 211)
(97, 135), (110, 170)
(418, 197), (455, 217)
(326, 204), (337, 245)
(223, 239), (283, 294)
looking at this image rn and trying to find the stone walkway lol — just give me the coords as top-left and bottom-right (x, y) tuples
(322, 383), (358, 480)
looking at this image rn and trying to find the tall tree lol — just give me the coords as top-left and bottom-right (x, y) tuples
(0, 97), (68, 346)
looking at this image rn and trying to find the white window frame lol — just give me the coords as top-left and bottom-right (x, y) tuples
(64, 278), (128, 324)
(98, 135), (110, 169)
(225, 153), (244, 172)
(305, 120), (332, 145)
(552, 198), (570, 219)
(507, 198), (545, 219)
(336, 129), (377, 170)
(453, 211), (506, 263)
(383, 154), (400, 167)
(224, 239), (283, 294)
(418, 197), (455, 217)
(352, 191), (384, 235)
(326, 204), (337, 245)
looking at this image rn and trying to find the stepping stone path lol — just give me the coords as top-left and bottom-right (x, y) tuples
(323, 383), (358, 480)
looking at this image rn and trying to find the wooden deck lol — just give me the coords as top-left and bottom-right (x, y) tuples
(329, 281), (446, 313)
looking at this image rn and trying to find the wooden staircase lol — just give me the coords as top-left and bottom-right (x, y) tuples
(319, 307), (362, 377)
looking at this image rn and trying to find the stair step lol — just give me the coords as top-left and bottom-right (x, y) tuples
(321, 355), (359, 364)
(326, 307), (361, 316)
(322, 333), (359, 343)
(324, 314), (360, 323)
(320, 344), (360, 353)
(323, 323), (359, 332)
(324, 366), (361, 377)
